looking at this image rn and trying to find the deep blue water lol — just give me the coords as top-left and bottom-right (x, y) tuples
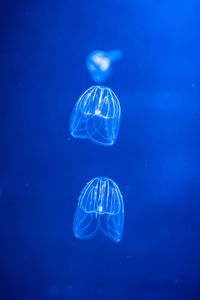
(1, 0), (200, 299)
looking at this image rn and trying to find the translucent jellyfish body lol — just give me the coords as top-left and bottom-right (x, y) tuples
(73, 177), (124, 243)
(69, 86), (121, 146)
(86, 49), (122, 83)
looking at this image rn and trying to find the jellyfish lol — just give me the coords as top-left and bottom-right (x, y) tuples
(69, 86), (121, 146)
(86, 49), (122, 83)
(73, 177), (124, 243)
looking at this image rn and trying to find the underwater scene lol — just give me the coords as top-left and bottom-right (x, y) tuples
(1, 0), (200, 299)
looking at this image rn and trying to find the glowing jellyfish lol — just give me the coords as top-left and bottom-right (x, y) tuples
(69, 86), (121, 146)
(73, 177), (124, 243)
(86, 49), (122, 83)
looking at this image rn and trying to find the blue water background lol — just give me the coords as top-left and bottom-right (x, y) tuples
(1, 0), (200, 299)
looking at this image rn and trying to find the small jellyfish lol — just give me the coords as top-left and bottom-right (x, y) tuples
(73, 177), (124, 243)
(69, 86), (121, 146)
(86, 49), (122, 83)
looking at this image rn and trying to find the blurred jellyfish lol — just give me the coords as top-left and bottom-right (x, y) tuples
(86, 49), (122, 83)
(69, 86), (121, 146)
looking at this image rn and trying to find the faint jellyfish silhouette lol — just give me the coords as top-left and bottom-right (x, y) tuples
(48, 286), (60, 298)
(86, 49), (122, 83)
(73, 177), (124, 243)
(69, 86), (121, 146)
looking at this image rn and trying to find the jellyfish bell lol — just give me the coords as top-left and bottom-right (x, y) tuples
(86, 49), (122, 83)
(73, 177), (124, 243)
(69, 86), (121, 146)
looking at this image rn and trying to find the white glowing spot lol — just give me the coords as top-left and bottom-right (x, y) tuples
(95, 109), (101, 115)
(98, 205), (103, 212)
(100, 59), (110, 71)
(92, 55), (110, 71)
